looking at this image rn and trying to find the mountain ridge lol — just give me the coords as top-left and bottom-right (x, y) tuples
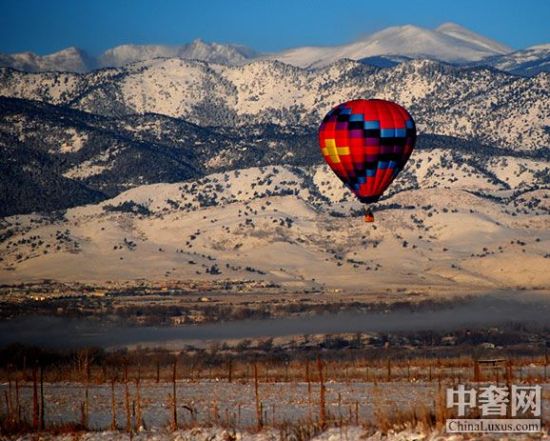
(1, 57), (548, 151)
(1, 22), (547, 76)
(0, 92), (548, 217)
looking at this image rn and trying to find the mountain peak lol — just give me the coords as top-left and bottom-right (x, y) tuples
(55, 46), (84, 55)
(436, 22), (468, 32)
(271, 22), (514, 68)
(366, 24), (426, 39)
(436, 22), (512, 54)
(190, 38), (207, 47)
(0, 46), (94, 73)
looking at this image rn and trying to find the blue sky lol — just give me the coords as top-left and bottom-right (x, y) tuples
(1, 0), (549, 55)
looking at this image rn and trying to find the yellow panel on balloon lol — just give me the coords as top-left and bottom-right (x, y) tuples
(323, 139), (350, 164)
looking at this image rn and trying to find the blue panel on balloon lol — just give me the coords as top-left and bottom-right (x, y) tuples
(379, 161), (389, 169)
(358, 176), (366, 184)
(366, 169), (376, 177)
(406, 120), (414, 129)
(388, 161), (397, 169)
(364, 121), (380, 129)
(395, 128), (406, 137)
(349, 114), (364, 122)
(340, 108), (352, 115)
(380, 129), (395, 138)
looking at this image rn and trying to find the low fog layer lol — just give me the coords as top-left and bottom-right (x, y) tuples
(1, 292), (549, 349)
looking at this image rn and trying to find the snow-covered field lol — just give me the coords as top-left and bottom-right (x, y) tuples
(10, 426), (550, 441)
(1, 381), (433, 429)
(3, 380), (550, 440)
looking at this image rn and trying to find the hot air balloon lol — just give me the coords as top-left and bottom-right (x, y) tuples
(318, 99), (416, 222)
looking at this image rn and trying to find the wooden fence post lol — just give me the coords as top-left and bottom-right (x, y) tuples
(254, 363), (262, 430)
(317, 356), (326, 429)
(171, 359), (178, 431)
(111, 378), (117, 431)
(124, 364), (131, 433)
(40, 365), (45, 430)
(474, 360), (481, 382)
(32, 365), (39, 431)
(136, 367), (142, 430)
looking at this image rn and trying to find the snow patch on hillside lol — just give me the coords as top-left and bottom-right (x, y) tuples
(58, 128), (88, 153)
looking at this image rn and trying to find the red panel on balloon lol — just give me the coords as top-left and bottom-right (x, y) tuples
(318, 99), (416, 204)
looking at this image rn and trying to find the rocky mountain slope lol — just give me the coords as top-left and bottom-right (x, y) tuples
(1, 91), (547, 217)
(470, 44), (550, 77)
(1, 52), (549, 218)
(1, 58), (549, 151)
(1, 154), (548, 290)
(0, 95), (324, 215)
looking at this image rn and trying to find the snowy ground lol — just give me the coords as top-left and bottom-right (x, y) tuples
(8, 426), (550, 441)
(2, 381), (549, 433)
(1, 381), (433, 430)
(1, 162), (548, 293)
(7, 423), (550, 440)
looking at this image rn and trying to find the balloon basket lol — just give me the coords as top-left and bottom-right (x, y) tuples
(364, 213), (375, 223)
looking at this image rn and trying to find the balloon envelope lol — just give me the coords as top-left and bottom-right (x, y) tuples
(318, 99), (416, 204)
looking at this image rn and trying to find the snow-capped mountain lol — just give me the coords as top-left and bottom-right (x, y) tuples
(0, 47), (95, 73)
(1, 23), (548, 76)
(0, 40), (258, 73)
(267, 23), (512, 68)
(1, 57), (548, 151)
(99, 39), (258, 67)
(435, 23), (511, 55)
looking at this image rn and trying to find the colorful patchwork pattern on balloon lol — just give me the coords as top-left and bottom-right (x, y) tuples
(318, 99), (416, 203)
